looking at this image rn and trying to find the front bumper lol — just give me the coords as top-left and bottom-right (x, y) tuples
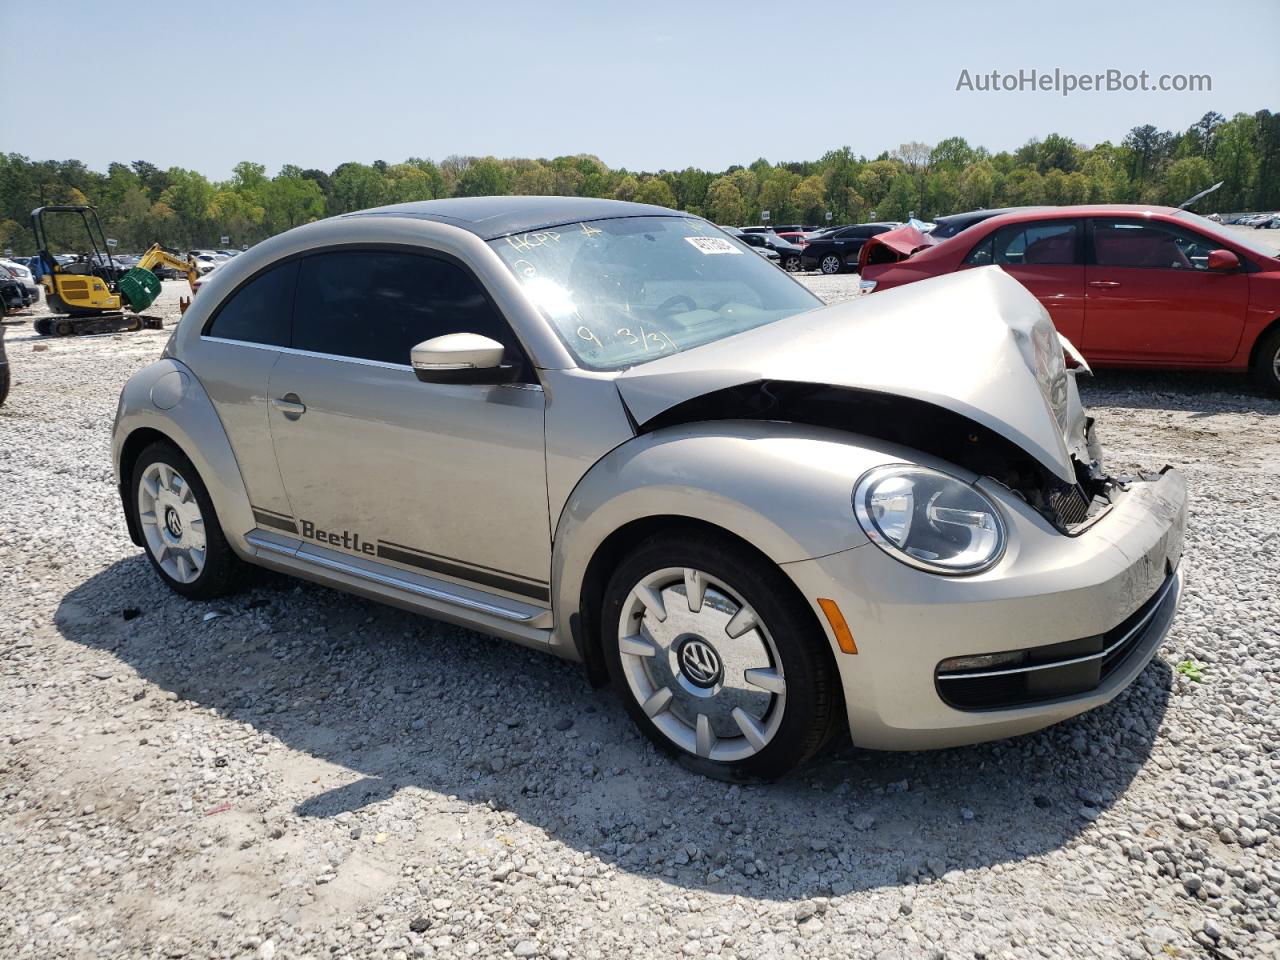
(783, 468), (1187, 750)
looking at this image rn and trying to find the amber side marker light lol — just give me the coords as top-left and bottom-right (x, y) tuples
(817, 598), (857, 654)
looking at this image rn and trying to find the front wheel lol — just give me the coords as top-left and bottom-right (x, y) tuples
(131, 441), (245, 599)
(819, 253), (843, 275)
(602, 532), (840, 781)
(783, 255), (802, 273)
(1252, 327), (1280, 396)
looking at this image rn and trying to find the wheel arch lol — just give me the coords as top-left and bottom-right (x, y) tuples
(1246, 315), (1280, 371)
(113, 359), (256, 555)
(117, 426), (177, 545)
(550, 423), (889, 686)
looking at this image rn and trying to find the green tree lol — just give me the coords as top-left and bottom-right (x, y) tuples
(457, 158), (512, 197)
(634, 177), (676, 208)
(929, 137), (975, 173)
(329, 162), (387, 212)
(612, 174), (639, 202)
(705, 177), (745, 225)
(790, 175), (826, 223)
(263, 176), (325, 232)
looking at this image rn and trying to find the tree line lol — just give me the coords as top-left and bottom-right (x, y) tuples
(1, 109), (1276, 254)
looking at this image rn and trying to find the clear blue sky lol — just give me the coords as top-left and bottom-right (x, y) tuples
(2, 0), (1276, 179)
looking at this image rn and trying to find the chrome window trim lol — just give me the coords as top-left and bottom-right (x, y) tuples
(246, 531), (542, 622)
(201, 335), (412, 371)
(936, 567), (1179, 681)
(200, 337), (544, 391)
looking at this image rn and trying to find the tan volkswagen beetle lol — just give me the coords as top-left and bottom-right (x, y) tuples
(112, 197), (1186, 781)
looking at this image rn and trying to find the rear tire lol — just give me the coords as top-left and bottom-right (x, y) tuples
(601, 530), (840, 782)
(820, 253), (843, 275)
(130, 441), (246, 600)
(1252, 327), (1280, 396)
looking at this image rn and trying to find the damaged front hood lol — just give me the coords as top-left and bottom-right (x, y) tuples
(615, 267), (1077, 482)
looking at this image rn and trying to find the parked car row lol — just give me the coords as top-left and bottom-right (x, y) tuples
(1225, 212), (1280, 228)
(1, 266), (37, 312)
(0, 258), (42, 307)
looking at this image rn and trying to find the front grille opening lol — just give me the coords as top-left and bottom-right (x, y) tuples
(935, 569), (1177, 711)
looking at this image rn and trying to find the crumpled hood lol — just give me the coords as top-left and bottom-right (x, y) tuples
(615, 267), (1078, 482)
(857, 223), (938, 270)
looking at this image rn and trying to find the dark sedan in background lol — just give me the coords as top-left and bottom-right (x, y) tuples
(732, 231), (805, 272)
(800, 222), (900, 274)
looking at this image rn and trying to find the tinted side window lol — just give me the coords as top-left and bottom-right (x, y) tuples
(1090, 218), (1215, 270)
(989, 220), (1078, 266)
(963, 235), (995, 266)
(205, 260), (298, 346)
(293, 251), (518, 365)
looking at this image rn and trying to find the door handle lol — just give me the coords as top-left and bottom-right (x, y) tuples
(272, 394), (306, 419)
(1088, 280), (1121, 289)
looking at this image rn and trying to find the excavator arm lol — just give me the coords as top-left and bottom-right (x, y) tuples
(128, 244), (199, 313)
(136, 245), (200, 292)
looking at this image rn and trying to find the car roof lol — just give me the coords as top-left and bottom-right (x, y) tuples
(941, 204), (1186, 226)
(344, 196), (685, 241)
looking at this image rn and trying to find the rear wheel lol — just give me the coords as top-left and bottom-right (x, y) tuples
(131, 441), (245, 599)
(54, 319), (73, 337)
(1251, 326), (1280, 396)
(602, 532), (840, 781)
(820, 253), (843, 275)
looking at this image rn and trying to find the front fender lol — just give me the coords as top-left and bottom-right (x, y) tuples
(551, 420), (915, 650)
(112, 359), (256, 557)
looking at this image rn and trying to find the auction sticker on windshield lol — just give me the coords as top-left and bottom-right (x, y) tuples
(685, 236), (743, 255)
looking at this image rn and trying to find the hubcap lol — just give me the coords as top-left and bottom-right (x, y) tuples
(785, 257), (801, 272)
(617, 567), (786, 763)
(822, 255), (840, 274)
(1273, 345), (1280, 381)
(138, 462), (207, 584)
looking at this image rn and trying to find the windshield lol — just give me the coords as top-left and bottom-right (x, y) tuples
(1174, 210), (1280, 260)
(489, 216), (821, 370)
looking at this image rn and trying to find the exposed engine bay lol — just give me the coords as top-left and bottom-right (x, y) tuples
(641, 379), (1121, 534)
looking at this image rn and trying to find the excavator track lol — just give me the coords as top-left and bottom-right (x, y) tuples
(34, 313), (160, 337)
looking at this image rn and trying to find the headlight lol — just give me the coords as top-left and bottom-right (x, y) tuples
(853, 465), (1006, 574)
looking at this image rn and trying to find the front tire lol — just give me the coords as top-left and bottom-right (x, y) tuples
(783, 255), (802, 273)
(601, 531), (840, 782)
(819, 253), (843, 275)
(1252, 327), (1280, 396)
(130, 441), (245, 599)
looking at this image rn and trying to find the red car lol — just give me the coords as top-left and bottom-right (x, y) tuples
(860, 205), (1280, 393)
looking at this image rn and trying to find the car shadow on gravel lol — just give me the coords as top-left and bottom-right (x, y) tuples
(1080, 369), (1280, 415)
(57, 556), (1172, 901)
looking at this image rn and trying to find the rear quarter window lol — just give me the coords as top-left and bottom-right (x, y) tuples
(204, 260), (298, 346)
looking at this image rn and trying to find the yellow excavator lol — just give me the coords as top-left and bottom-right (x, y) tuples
(31, 205), (200, 336)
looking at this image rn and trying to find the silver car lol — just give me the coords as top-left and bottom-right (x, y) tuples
(111, 197), (1186, 781)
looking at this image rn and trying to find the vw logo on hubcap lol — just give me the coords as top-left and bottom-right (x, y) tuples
(165, 506), (183, 538)
(676, 637), (724, 689)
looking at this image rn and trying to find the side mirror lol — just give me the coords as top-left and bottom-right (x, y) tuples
(410, 333), (515, 384)
(1207, 249), (1240, 271)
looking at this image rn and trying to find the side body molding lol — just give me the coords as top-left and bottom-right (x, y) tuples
(112, 358), (257, 557)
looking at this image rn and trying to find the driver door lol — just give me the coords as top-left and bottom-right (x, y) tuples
(267, 248), (551, 601)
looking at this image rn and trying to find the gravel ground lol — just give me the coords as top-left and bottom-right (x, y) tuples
(1, 271), (1278, 960)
